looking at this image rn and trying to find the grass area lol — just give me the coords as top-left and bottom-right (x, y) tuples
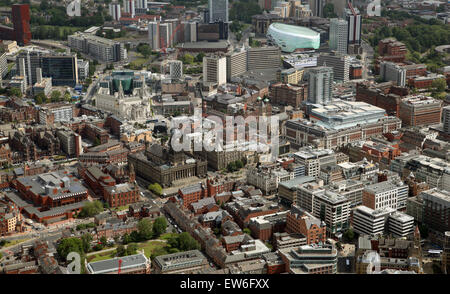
(113, 204), (130, 212)
(87, 250), (117, 263)
(138, 240), (166, 258)
(160, 233), (177, 240)
(3, 238), (31, 248)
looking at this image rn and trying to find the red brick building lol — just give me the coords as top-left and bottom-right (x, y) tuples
(0, 4), (31, 46)
(356, 82), (409, 116)
(269, 82), (308, 109)
(178, 183), (208, 209)
(285, 205), (326, 245)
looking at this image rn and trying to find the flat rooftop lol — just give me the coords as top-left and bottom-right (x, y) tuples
(87, 254), (148, 274)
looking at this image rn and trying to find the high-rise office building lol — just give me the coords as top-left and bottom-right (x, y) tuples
(41, 55), (79, 87)
(209, 0), (229, 23)
(443, 106), (450, 135)
(317, 52), (350, 83)
(329, 18), (348, 54)
(344, 7), (361, 46)
(148, 22), (160, 50)
(123, 0), (135, 18)
(135, 0), (147, 9)
(308, 0), (324, 17)
(203, 54), (227, 86)
(109, 3), (122, 21)
(159, 23), (172, 49)
(181, 21), (197, 43)
(12, 4), (31, 46)
(307, 66), (334, 105)
(0, 4), (31, 46)
(16, 48), (46, 87)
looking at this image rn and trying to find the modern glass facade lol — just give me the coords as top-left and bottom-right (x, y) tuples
(267, 23), (320, 53)
(41, 55), (78, 87)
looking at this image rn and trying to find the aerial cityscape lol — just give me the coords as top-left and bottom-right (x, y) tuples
(0, 0), (449, 278)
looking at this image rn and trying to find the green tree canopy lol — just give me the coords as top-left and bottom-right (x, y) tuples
(126, 243), (138, 255)
(34, 92), (47, 104)
(229, 0), (262, 23)
(78, 201), (103, 218)
(50, 90), (62, 102)
(57, 237), (83, 261)
(148, 183), (163, 195)
(116, 244), (126, 257)
(152, 217), (168, 237)
(8, 87), (22, 98)
(137, 218), (153, 240)
(81, 233), (93, 253)
(432, 78), (447, 92)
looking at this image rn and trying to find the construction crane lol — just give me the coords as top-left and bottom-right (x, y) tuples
(159, 22), (183, 56)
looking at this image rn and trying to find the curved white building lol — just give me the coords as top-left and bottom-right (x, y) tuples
(267, 23), (320, 53)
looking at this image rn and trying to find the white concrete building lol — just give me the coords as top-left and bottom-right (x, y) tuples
(352, 205), (395, 237)
(203, 54), (227, 86)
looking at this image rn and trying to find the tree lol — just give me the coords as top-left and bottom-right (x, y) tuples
(432, 78), (447, 92)
(8, 87), (22, 98)
(126, 243), (138, 255)
(81, 233), (93, 253)
(180, 53), (194, 65)
(344, 228), (355, 241)
(229, 0), (262, 23)
(152, 217), (168, 238)
(243, 228), (251, 235)
(99, 236), (108, 246)
(195, 52), (205, 63)
(116, 244), (126, 257)
(235, 160), (244, 169)
(57, 238), (84, 261)
(177, 232), (200, 251)
(63, 91), (71, 102)
(136, 43), (152, 58)
(130, 230), (142, 242)
(50, 90), (62, 102)
(148, 183), (163, 195)
(122, 233), (132, 244)
(78, 201), (103, 218)
(227, 161), (237, 172)
(34, 92), (47, 104)
(137, 218), (153, 240)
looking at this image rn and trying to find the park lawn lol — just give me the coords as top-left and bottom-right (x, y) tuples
(138, 240), (166, 258)
(87, 250), (117, 263)
(3, 238), (31, 248)
(160, 233), (178, 240)
(132, 57), (148, 66)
